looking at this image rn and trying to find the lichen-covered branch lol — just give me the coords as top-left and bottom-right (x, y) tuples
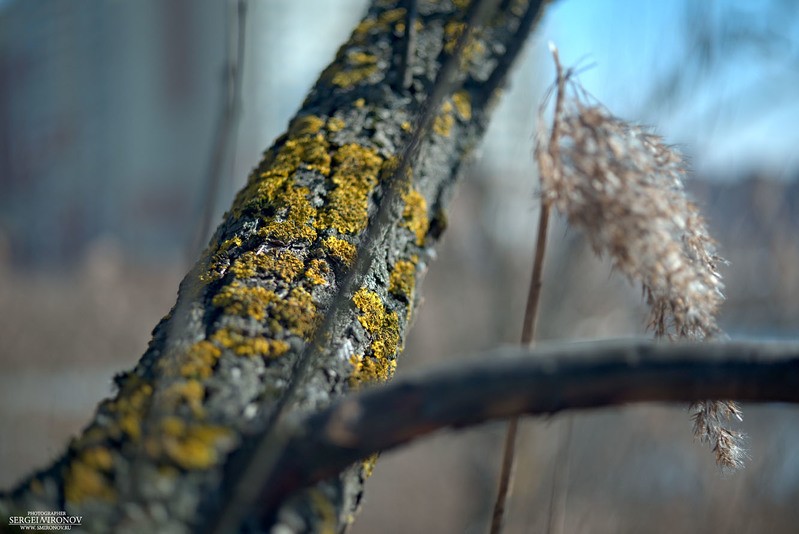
(0, 1), (547, 532)
(262, 339), (799, 514)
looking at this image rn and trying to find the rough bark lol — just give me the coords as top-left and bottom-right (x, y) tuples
(0, 1), (547, 532)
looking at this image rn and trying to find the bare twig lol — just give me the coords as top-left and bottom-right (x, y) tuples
(190, 0), (247, 261)
(546, 417), (572, 534)
(259, 339), (799, 516)
(490, 42), (563, 534)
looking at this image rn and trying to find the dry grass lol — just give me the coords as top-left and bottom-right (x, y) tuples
(534, 49), (743, 469)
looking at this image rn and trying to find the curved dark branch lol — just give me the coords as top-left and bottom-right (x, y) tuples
(260, 339), (799, 516)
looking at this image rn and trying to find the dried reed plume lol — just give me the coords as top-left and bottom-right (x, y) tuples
(535, 47), (744, 469)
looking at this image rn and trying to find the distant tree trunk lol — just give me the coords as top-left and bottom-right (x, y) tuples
(0, 1), (547, 532)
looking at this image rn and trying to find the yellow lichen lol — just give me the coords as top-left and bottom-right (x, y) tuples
(119, 415), (142, 441)
(269, 286), (318, 339)
(211, 329), (290, 358)
(348, 353), (397, 388)
(219, 236), (242, 253)
(442, 20), (485, 66)
(401, 120), (412, 132)
(349, 51), (377, 65)
(379, 7), (406, 24)
(433, 100), (455, 137)
(212, 282), (317, 341)
(316, 144), (384, 234)
(353, 19), (378, 39)
(353, 288), (383, 332)
(179, 340), (221, 379)
(164, 379), (205, 417)
(362, 453), (379, 479)
(104, 378), (153, 442)
(350, 287), (400, 387)
(327, 117), (346, 132)
(394, 19), (423, 35)
(230, 249), (304, 282)
(323, 236), (357, 266)
(452, 90), (472, 120)
(354, 98), (366, 108)
(444, 21), (466, 54)
(80, 447), (114, 472)
(201, 236), (244, 283)
(379, 155), (399, 180)
(212, 281), (276, 321)
(158, 417), (233, 471)
(260, 217), (317, 244)
(258, 184), (318, 244)
(234, 132), (330, 219)
(305, 258), (331, 286)
(402, 188), (429, 246)
(309, 489), (338, 534)
(389, 260), (416, 299)
(287, 134), (332, 176)
(64, 457), (116, 503)
(63, 446), (118, 503)
(354, 7), (407, 41)
(331, 51), (379, 88)
(289, 115), (325, 137)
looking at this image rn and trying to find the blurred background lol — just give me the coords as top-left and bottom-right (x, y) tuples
(1, 1), (798, 532)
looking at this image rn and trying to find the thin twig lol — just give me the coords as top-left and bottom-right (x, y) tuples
(490, 42), (564, 534)
(491, 417), (519, 533)
(189, 0), (247, 262)
(546, 417), (573, 534)
(130, 0), (249, 507)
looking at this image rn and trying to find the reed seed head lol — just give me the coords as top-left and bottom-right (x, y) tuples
(535, 49), (743, 469)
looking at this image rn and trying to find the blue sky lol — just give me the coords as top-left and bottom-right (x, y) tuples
(543, 0), (799, 178)
(243, 0), (799, 180)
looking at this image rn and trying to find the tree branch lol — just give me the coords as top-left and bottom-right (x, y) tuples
(260, 340), (799, 515)
(0, 1), (549, 532)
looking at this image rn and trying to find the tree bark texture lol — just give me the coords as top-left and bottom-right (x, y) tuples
(0, 1), (547, 532)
